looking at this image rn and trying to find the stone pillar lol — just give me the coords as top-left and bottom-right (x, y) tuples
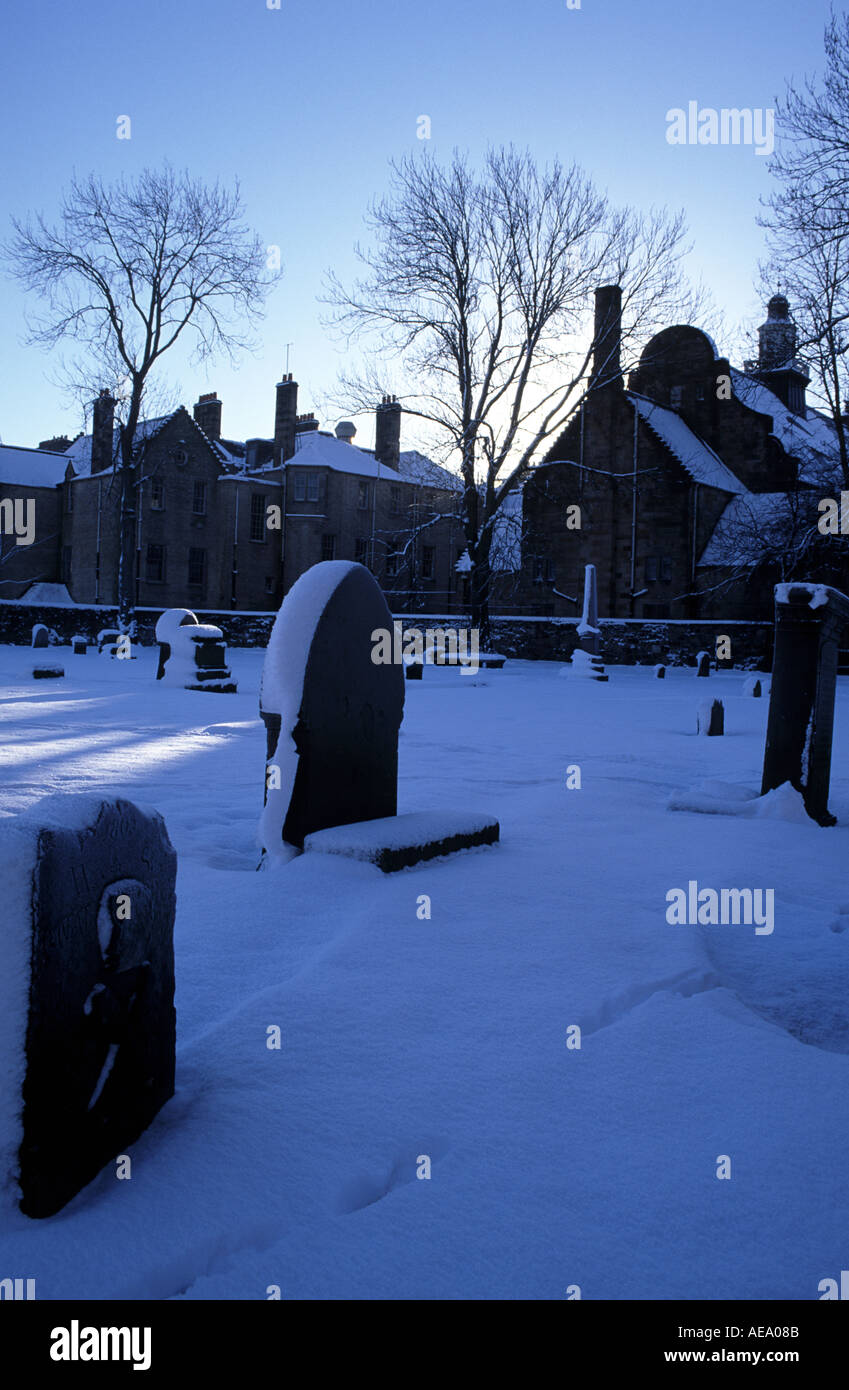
(576, 564), (607, 680)
(761, 583), (849, 825)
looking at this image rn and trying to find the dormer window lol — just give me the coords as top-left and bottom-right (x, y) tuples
(670, 386), (684, 410)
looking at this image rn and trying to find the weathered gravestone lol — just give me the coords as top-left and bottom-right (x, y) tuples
(573, 564), (608, 681)
(697, 698), (724, 736)
(743, 677), (762, 698)
(71, 635), (87, 655)
(695, 650), (711, 677)
(761, 582), (849, 825)
(32, 665), (64, 680)
(654, 664), (666, 679)
(0, 796), (176, 1218)
(31, 625), (48, 649)
(259, 561), (499, 869)
(155, 609), (236, 692)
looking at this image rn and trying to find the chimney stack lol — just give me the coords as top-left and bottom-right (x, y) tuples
(375, 395), (401, 470)
(591, 285), (623, 390)
(91, 389), (116, 474)
(274, 374), (298, 465)
(193, 391), (222, 441)
(294, 412), (319, 437)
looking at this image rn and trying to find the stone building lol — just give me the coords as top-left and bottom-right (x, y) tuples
(521, 287), (845, 621)
(0, 378), (464, 614)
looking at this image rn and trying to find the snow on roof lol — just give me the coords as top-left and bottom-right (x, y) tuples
(490, 489), (523, 572)
(629, 393), (747, 495)
(729, 369), (839, 484)
(288, 430), (404, 479)
(17, 582), (75, 605)
(397, 450), (462, 491)
(0, 445), (70, 487)
(698, 491), (819, 567)
(62, 409), (224, 477)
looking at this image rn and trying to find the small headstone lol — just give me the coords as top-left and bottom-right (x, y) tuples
(71, 635), (87, 655)
(743, 677), (762, 697)
(695, 651), (711, 677)
(32, 665), (64, 680)
(97, 628), (120, 656)
(31, 624), (48, 649)
(154, 609), (236, 692)
(259, 561), (405, 858)
(406, 660), (424, 680)
(654, 664), (666, 679)
(0, 796), (176, 1218)
(697, 698), (724, 736)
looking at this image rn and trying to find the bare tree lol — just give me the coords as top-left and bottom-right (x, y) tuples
(5, 165), (277, 629)
(325, 147), (700, 643)
(762, 11), (849, 488)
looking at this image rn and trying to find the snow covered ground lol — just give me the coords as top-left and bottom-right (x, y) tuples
(1, 643), (848, 1300)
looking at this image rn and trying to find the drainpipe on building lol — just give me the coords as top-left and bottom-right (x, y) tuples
(231, 487), (239, 609)
(629, 403), (638, 615)
(279, 469), (287, 604)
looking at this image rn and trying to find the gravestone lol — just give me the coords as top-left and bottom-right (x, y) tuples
(155, 609), (236, 692)
(0, 796), (176, 1219)
(575, 564), (607, 680)
(697, 698), (724, 736)
(71, 635), (87, 655)
(695, 651), (711, 677)
(97, 629), (120, 656)
(761, 582), (849, 824)
(744, 677), (762, 697)
(406, 660), (424, 681)
(260, 562), (405, 856)
(32, 666), (64, 680)
(654, 664), (666, 679)
(31, 625), (48, 649)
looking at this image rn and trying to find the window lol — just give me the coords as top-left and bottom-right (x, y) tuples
(670, 386), (684, 410)
(264, 575), (275, 595)
(357, 481), (370, 510)
(188, 547), (206, 587)
(172, 447), (188, 467)
(422, 545), (435, 579)
(645, 557), (658, 583)
(192, 480), (207, 515)
(386, 546), (401, 578)
(695, 384), (705, 402)
(660, 556), (672, 581)
(390, 485), (401, 515)
(533, 558), (544, 584)
(62, 545), (72, 584)
(646, 556), (672, 583)
(150, 477), (165, 510)
(146, 543), (165, 583)
(321, 534), (336, 561)
(355, 537), (368, 563)
(293, 473), (306, 502)
(545, 558), (555, 583)
(306, 473), (319, 503)
(250, 493), (266, 542)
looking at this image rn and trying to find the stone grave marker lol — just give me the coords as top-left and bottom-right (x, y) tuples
(761, 582), (849, 824)
(155, 609), (236, 692)
(259, 561), (498, 868)
(0, 796), (177, 1218)
(31, 625), (48, 649)
(697, 698), (724, 736)
(574, 565), (608, 680)
(695, 650), (711, 677)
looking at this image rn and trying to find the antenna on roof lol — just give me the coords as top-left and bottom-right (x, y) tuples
(284, 343), (293, 375)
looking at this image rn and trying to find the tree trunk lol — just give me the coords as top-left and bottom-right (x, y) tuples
(117, 413), (139, 634)
(472, 529), (492, 650)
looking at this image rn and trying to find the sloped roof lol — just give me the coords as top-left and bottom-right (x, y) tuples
(287, 430), (404, 479)
(63, 407), (228, 477)
(0, 444), (70, 487)
(629, 393), (747, 495)
(397, 449), (463, 492)
(729, 369), (838, 485)
(699, 491), (820, 567)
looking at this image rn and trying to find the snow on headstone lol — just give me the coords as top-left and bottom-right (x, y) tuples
(743, 676), (762, 697)
(97, 628), (120, 656)
(154, 608), (236, 692)
(259, 561), (405, 863)
(71, 635), (87, 655)
(0, 795), (176, 1218)
(695, 650), (711, 677)
(654, 664), (666, 679)
(31, 624), (48, 649)
(576, 563), (601, 655)
(697, 698), (724, 736)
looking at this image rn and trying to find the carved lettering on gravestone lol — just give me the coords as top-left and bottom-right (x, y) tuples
(4, 797), (177, 1218)
(259, 562), (405, 857)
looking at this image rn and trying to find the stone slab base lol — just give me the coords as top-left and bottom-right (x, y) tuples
(304, 810), (500, 873)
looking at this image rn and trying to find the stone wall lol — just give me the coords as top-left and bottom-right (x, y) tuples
(0, 601), (775, 668)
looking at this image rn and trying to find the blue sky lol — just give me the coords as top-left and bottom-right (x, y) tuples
(0, 0), (836, 450)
